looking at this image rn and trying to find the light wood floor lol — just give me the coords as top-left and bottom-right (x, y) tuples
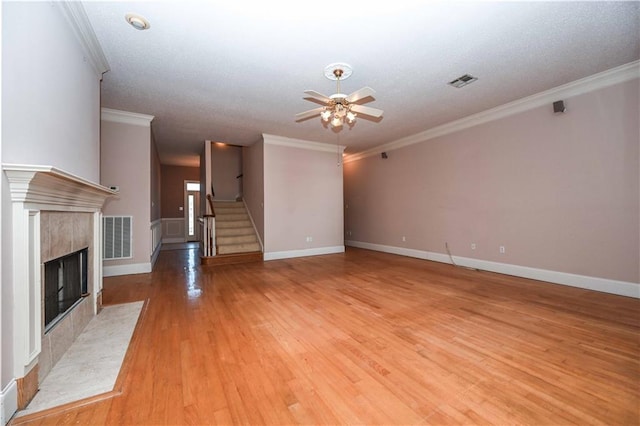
(15, 247), (639, 425)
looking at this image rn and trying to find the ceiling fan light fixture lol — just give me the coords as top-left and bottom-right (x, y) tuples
(296, 63), (383, 128)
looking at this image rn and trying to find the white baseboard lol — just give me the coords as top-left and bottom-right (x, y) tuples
(1, 379), (17, 426)
(346, 240), (639, 299)
(264, 245), (345, 261)
(103, 262), (152, 277)
(150, 243), (161, 269)
(162, 237), (185, 244)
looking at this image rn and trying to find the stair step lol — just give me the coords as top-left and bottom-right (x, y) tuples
(216, 220), (252, 229)
(213, 201), (244, 210)
(215, 210), (244, 216)
(217, 242), (261, 254)
(216, 227), (255, 237)
(201, 251), (263, 267)
(216, 213), (248, 221)
(209, 200), (261, 256)
(217, 234), (257, 245)
(213, 206), (246, 215)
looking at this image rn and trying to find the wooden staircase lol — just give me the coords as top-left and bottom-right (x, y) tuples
(201, 200), (262, 266)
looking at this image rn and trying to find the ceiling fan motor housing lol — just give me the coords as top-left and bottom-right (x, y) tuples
(330, 93), (349, 104)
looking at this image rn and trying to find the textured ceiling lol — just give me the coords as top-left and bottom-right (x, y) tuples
(83, 1), (640, 166)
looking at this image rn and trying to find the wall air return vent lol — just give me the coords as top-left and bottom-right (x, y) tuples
(103, 216), (132, 259)
(448, 74), (478, 88)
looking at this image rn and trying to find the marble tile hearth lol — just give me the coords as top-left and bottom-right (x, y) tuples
(17, 301), (144, 417)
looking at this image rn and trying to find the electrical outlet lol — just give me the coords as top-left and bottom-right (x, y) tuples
(471, 243), (476, 250)
(402, 236), (406, 242)
(499, 245), (505, 254)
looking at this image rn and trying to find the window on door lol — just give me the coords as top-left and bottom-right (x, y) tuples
(188, 194), (195, 237)
(185, 182), (200, 241)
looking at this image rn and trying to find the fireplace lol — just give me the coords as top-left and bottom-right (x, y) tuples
(44, 247), (89, 331)
(38, 211), (96, 384)
(3, 165), (115, 409)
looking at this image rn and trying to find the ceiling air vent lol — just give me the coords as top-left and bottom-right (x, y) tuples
(448, 74), (478, 88)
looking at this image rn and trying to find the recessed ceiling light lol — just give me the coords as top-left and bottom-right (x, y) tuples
(125, 13), (150, 31)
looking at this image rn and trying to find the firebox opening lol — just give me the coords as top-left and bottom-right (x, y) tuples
(44, 247), (89, 332)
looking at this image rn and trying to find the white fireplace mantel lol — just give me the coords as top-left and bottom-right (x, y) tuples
(3, 164), (115, 378)
(3, 164), (115, 209)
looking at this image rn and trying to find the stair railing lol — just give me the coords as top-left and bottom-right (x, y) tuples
(203, 194), (216, 256)
(207, 194), (215, 217)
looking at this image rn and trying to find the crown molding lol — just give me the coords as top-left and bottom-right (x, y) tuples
(101, 108), (155, 126)
(344, 60), (640, 163)
(263, 134), (346, 153)
(57, 1), (110, 77)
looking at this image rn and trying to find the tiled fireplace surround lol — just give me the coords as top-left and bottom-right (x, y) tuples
(4, 165), (114, 408)
(39, 212), (96, 382)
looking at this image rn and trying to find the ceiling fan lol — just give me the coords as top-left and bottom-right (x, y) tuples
(295, 63), (383, 128)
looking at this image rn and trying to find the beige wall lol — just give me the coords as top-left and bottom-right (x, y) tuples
(160, 163), (201, 243)
(211, 144), (242, 201)
(161, 165), (201, 218)
(344, 79), (639, 285)
(101, 119), (152, 272)
(243, 140), (265, 245)
(264, 137), (344, 255)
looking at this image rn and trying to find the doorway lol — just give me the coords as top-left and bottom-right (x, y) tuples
(184, 181), (201, 242)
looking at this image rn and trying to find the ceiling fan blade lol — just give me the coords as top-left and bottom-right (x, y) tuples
(346, 86), (376, 103)
(295, 107), (324, 121)
(350, 104), (384, 118)
(303, 90), (332, 103)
